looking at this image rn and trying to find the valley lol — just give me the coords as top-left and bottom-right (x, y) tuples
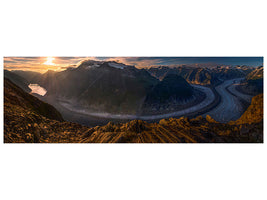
(3, 57), (263, 143)
(5, 60), (259, 126)
(4, 77), (263, 143)
(40, 77), (251, 126)
(34, 84), (213, 127)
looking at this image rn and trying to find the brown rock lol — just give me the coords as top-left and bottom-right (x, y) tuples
(206, 115), (217, 123)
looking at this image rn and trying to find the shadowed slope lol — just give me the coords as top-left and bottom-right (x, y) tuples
(4, 78), (64, 121)
(4, 70), (31, 92)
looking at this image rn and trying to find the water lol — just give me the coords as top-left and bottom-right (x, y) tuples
(29, 84), (47, 96)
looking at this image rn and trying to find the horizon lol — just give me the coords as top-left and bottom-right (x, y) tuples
(4, 56), (263, 73)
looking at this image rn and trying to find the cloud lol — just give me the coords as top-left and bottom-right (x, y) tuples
(92, 57), (164, 68)
(4, 57), (88, 73)
(4, 57), (263, 73)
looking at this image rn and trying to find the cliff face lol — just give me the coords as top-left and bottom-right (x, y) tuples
(4, 79), (263, 143)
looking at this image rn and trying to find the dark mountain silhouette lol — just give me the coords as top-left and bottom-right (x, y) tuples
(12, 70), (42, 83)
(145, 74), (193, 104)
(4, 70), (30, 92)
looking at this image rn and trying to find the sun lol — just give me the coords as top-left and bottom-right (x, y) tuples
(43, 57), (55, 65)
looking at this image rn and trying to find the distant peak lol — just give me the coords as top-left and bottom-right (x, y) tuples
(107, 61), (127, 69)
(46, 69), (56, 73)
(80, 59), (103, 65)
(77, 59), (104, 70)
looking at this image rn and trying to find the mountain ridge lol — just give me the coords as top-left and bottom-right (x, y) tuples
(10, 61), (197, 115)
(147, 65), (254, 86)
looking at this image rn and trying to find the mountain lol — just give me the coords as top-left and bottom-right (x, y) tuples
(72, 61), (159, 114)
(145, 74), (193, 104)
(4, 70), (31, 92)
(46, 60), (159, 114)
(12, 60), (199, 115)
(140, 74), (203, 115)
(4, 79), (263, 143)
(147, 66), (221, 85)
(212, 65), (253, 80)
(236, 66), (263, 95)
(246, 66), (263, 80)
(147, 65), (254, 86)
(12, 70), (42, 83)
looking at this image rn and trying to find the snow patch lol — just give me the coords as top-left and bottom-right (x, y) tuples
(85, 64), (100, 69)
(108, 62), (126, 69)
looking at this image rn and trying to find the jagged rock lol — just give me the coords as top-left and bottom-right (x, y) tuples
(103, 122), (115, 132)
(25, 133), (34, 143)
(83, 128), (95, 137)
(33, 128), (40, 143)
(126, 120), (148, 133)
(195, 116), (204, 121)
(159, 119), (169, 125)
(206, 115), (217, 123)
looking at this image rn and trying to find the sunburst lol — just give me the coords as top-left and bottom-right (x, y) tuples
(43, 57), (55, 65)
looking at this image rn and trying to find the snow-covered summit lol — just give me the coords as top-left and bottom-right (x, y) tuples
(77, 60), (103, 70)
(107, 62), (128, 69)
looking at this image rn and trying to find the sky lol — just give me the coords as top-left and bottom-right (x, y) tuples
(4, 57), (263, 73)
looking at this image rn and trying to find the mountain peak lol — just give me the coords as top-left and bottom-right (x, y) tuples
(45, 69), (56, 74)
(77, 59), (104, 70)
(107, 61), (128, 69)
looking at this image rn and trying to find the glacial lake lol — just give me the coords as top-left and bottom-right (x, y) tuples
(29, 84), (47, 96)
